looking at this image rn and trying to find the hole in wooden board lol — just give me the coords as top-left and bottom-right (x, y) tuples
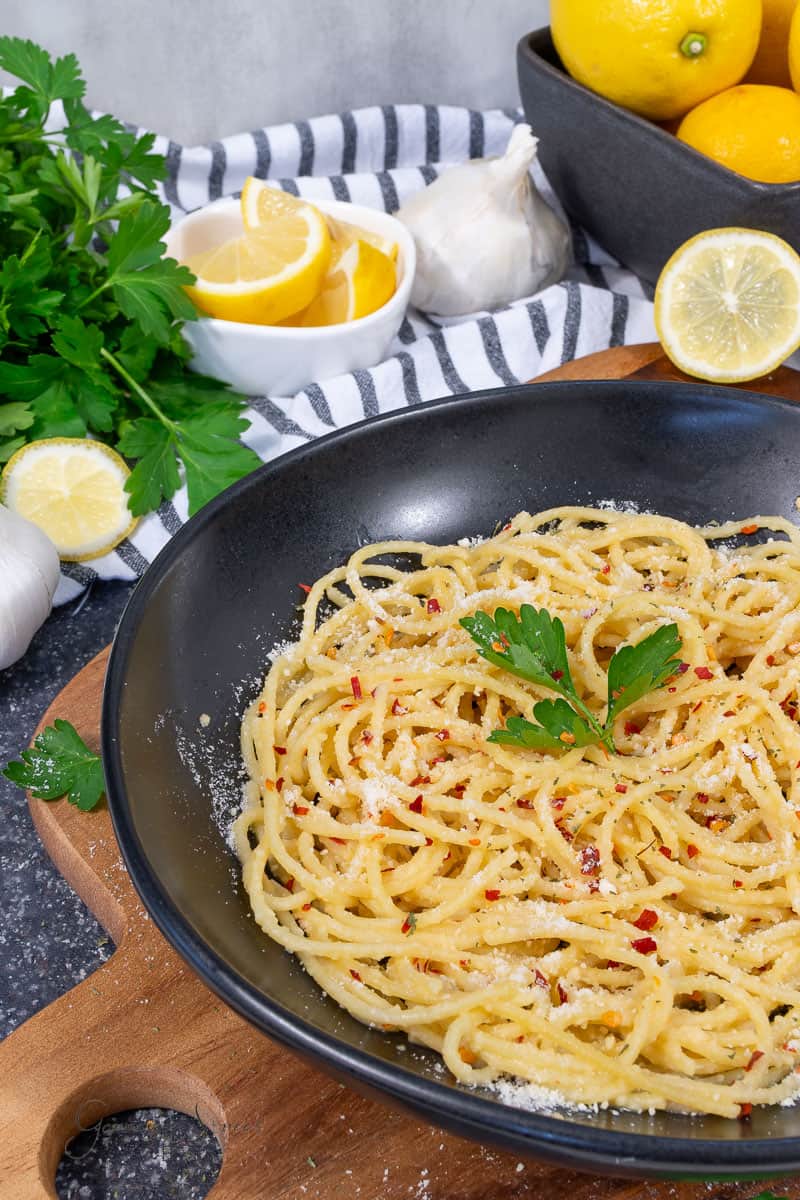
(55, 1107), (222, 1199)
(44, 1066), (226, 1198)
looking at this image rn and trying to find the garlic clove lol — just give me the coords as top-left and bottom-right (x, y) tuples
(397, 123), (571, 318)
(0, 504), (60, 670)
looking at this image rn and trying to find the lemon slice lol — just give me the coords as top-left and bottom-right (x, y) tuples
(283, 238), (396, 327)
(1, 438), (137, 561)
(654, 228), (800, 383)
(186, 187), (330, 325)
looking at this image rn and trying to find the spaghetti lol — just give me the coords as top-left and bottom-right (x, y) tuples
(236, 506), (800, 1117)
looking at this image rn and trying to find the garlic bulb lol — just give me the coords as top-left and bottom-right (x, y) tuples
(0, 504), (60, 670)
(397, 124), (570, 317)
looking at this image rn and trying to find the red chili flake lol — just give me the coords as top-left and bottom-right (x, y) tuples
(738, 1103), (753, 1121)
(668, 687), (677, 693)
(350, 969), (362, 982)
(425, 837), (433, 846)
(426, 598), (441, 614)
(677, 662), (690, 675)
(485, 888), (501, 901)
(615, 783), (628, 794)
(428, 756), (447, 766)
(587, 878), (600, 893)
(766, 654), (775, 667)
(559, 731), (576, 745)
(401, 913), (416, 935)
(601, 563), (611, 575)
(552, 796), (567, 810)
(734, 879), (744, 888)
(258, 701), (267, 714)
(555, 818), (573, 842)
(361, 730), (374, 745)
(557, 983), (569, 1004)
(410, 774), (431, 787)
(579, 845), (601, 875)
(658, 846), (673, 860)
(551, 669), (564, 681)
(302, 902), (311, 911)
(746, 1051), (764, 1072)
(631, 936), (657, 955)
(516, 797), (535, 810)
(276, 777), (284, 793)
(453, 784), (466, 797)
(691, 700), (703, 713)
(330, 837), (346, 845)
(534, 969), (549, 990)
(284, 876), (295, 893)
(624, 721), (642, 737)
(409, 795), (424, 814)
(687, 843), (700, 858)
(696, 792), (710, 804)
(435, 729), (450, 741)
(350, 676), (362, 700)
(694, 666), (713, 680)
(633, 909), (658, 931)
(607, 960), (622, 969)
(502, 521), (513, 531)
(298, 583), (311, 594)
(293, 804), (309, 816)
(740, 524), (759, 535)
(275, 746), (287, 755)
(340, 703), (356, 711)
(391, 699), (408, 716)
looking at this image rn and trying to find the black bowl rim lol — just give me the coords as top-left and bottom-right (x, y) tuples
(103, 380), (800, 1177)
(520, 26), (800, 198)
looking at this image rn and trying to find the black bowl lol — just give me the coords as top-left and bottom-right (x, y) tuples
(103, 380), (800, 1180)
(517, 28), (800, 284)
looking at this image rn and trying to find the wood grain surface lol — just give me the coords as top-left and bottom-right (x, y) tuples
(2, 344), (800, 1200)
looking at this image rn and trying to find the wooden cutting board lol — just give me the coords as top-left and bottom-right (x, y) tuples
(3, 344), (800, 1200)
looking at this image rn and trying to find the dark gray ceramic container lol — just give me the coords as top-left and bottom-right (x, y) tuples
(518, 27), (800, 284)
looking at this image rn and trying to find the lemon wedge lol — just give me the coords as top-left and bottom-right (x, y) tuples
(186, 184), (330, 325)
(283, 238), (396, 327)
(654, 228), (800, 383)
(325, 214), (399, 264)
(1, 438), (138, 561)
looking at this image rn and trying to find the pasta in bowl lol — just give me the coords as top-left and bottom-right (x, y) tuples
(238, 506), (800, 1119)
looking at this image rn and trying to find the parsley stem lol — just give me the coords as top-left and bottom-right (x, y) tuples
(566, 692), (616, 753)
(100, 347), (178, 431)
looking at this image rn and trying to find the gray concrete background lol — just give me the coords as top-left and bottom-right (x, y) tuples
(0, 0), (550, 144)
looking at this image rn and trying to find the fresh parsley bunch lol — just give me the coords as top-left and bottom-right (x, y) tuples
(0, 37), (261, 516)
(461, 605), (682, 753)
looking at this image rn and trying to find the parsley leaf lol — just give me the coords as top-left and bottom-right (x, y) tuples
(3, 719), (105, 811)
(462, 608), (683, 755)
(460, 605), (573, 694)
(605, 623), (683, 728)
(117, 418), (181, 515)
(489, 699), (597, 751)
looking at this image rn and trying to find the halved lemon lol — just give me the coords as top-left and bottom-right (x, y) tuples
(1, 438), (138, 561)
(282, 238), (396, 327)
(186, 185), (330, 324)
(654, 228), (800, 383)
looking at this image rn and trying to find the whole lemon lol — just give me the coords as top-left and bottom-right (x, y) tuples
(677, 84), (800, 181)
(790, 2), (800, 88)
(747, 0), (798, 86)
(551, 0), (763, 121)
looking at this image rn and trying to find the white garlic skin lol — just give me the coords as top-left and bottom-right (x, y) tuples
(397, 123), (570, 317)
(0, 504), (60, 670)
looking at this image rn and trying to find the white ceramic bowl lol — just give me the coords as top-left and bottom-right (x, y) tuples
(164, 197), (416, 397)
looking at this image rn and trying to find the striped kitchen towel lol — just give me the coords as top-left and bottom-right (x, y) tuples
(56, 103), (657, 602)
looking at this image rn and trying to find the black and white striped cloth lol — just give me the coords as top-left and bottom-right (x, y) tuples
(56, 104), (657, 603)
